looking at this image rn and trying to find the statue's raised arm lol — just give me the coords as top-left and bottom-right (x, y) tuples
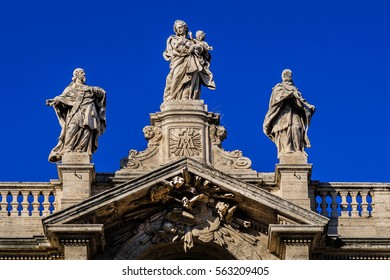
(46, 68), (106, 162)
(163, 20), (215, 102)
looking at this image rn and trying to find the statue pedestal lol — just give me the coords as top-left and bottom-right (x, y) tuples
(153, 100), (218, 165)
(275, 153), (313, 210)
(114, 100), (257, 182)
(57, 152), (95, 209)
(279, 153), (308, 164)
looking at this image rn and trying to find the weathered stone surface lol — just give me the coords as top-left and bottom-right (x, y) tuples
(263, 69), (315, 159)
(275, 163), (313, 210)
(63, 245), (88, 260)
(115, 100), (257, 182)
(46, 68), (106, 163)
(61, 152), (91, 164)
(57, 152), (95, 209)
(284, 242), (310, 260)
(268, 224), (324, 259)
(279, 153), (308, 164)
(42, 158), (330, 259)
(0, 23), (389, 260)
(163, 20), (215, 102)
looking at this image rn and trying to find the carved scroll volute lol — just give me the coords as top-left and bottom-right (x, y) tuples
(119, 126), (162, 170)
(209, 125), (253, 171)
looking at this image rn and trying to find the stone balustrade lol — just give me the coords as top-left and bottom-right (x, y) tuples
(312, 182), (390, 238)
(311, 182), (389, 218)
(0, 182), (59, 218)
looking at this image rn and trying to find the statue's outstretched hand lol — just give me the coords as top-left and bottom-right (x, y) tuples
(46, 99), (57, 106)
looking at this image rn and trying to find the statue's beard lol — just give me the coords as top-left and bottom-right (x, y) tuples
(73, 76), (86, 84)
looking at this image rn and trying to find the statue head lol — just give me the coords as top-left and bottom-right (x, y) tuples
(281, 69), (292, 82)
(173, 20), (188, 36)
(216, 126), (227, 141)
(215, 201), (230, 217)
(72, 68), (86, 83)
(195, 30), (206, 41)
(143, 126), (155, 140)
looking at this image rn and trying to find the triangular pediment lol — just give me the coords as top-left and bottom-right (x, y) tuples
(43, 158), (328, 229)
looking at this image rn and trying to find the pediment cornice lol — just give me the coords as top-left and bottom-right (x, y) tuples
(43, 158), (328, 230)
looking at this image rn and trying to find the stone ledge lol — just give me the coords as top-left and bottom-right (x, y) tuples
(61, 152), (91, 164)
(268, 224), (325, 259)
(160, 100), (208, 111)
(279, 153), (308, 164)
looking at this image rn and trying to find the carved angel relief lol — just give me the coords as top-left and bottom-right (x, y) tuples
(209, 125), (227, 146)
(143, 126), (162, 147)
(146, 169), (255, 252)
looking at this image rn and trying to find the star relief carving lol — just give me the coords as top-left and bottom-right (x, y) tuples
(169, 128), (202, 157)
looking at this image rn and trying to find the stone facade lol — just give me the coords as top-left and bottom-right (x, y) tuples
(0, 97), (389, 260)
(0, 22), (389, 259)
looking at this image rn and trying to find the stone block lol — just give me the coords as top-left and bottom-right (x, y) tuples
(62, 152), (91, 164)
(57, 153), (95, 209)
(275, 164), (312, 210)
(279, 153), (308, 164)
(64, 245), (88, 260)
(284, 243), (310, 260)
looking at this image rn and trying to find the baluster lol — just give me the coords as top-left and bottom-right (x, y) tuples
(27, 191), (34, 216)
(345, 192), (353, 217)
(42, 192), (50, 216)
(359, 192), (368, 217)
(361, 203), (369, 217)
(315, 193), (322, 215)
(325, 193), (333, 217)
(16, 191), (23, 216)
(49, 192), (56, 214)
(31, 191), (40, 217)
(11, 199), (19, 216)
(320, 191), (328, 216)
(6, 192), (15, 216)
(366, 191), (373, 216)
(37, 192), (44, 216)
(337, 191), (346, 217)
(20, 191), (30, 217)
(349, 191), (359, 217)
(330, 192), (339, 218)
(335, 192), (342, 217)
(356, 192), (363, 217)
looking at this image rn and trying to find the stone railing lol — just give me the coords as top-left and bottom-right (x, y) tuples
(0, 182), (60, 218)
(312, 182), (390, 218)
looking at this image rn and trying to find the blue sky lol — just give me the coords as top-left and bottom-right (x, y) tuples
(0, 0), (389, 182)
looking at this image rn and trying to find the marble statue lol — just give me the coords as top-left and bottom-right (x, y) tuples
(192, 30), (213, 63)
(46, 68), (106, 162)
(263, 69), (315, 158)
(163, 20), (215, 102)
